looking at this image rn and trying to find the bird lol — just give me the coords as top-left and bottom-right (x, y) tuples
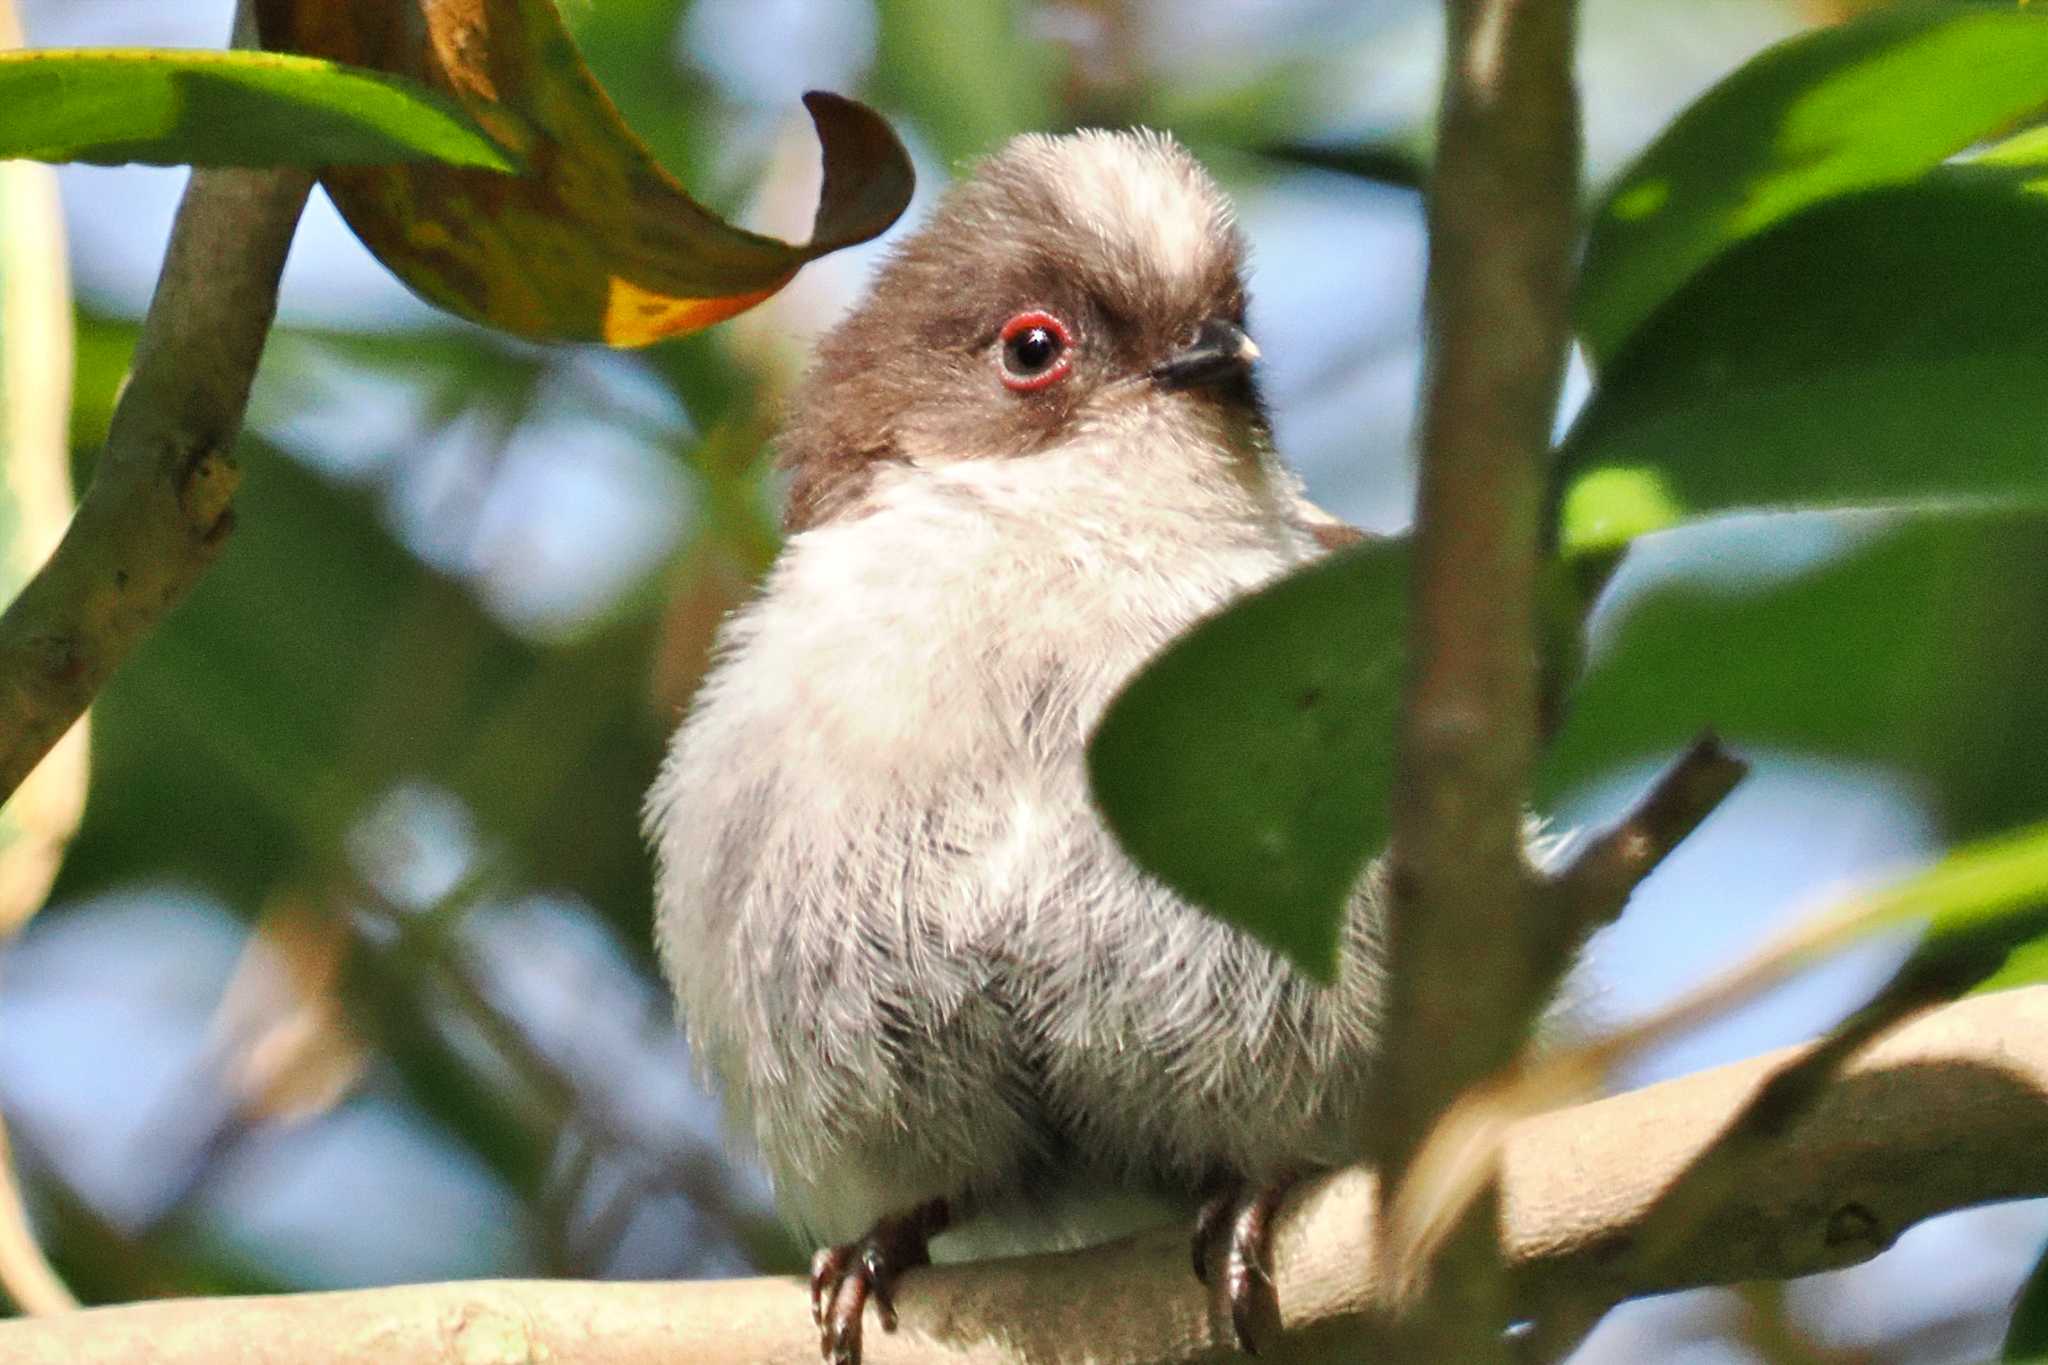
(646, 127), (1386, 1364)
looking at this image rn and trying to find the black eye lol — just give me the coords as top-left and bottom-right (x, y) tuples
(998, 310), (1074, 392)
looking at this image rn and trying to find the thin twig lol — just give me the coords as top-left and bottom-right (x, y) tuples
(1380, 0), (1581, 1353)
(350, 885), (765, 1261)
(1543, 733), (1748, 966)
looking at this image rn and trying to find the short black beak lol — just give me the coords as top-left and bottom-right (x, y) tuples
(1150, 317), (1261, 392)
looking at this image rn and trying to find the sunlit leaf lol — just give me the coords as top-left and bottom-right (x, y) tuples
(1876, 825), (2048, 949)
(1087, 540), (1406, 981)
(1559, 165), (2048, 556)
(0, 49), (516, 170)
(256, 0), (914, 346)
(1578, 4), (2048, 365)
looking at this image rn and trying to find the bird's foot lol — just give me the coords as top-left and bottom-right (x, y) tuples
(810, 1197), (950, 1365)
(1192, 1179), (1293, 1355)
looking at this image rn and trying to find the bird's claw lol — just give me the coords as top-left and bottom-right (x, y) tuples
(808, 1197), (949, 1365)
(1193, 1180), (1291, 1355)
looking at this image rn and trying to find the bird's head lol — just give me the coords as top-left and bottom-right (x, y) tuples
(780, 129), (1270, 530)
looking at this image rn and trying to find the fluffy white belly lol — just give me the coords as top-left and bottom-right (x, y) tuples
(647, 442), (1382, 1245)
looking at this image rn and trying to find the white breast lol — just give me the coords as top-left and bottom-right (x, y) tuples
(645, 428), (1339, 1243)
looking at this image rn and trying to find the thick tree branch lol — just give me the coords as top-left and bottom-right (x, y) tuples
(0, 2), (311, 803)
(1382, 0), (1581, 1353)
(10, 987), (2047, 1364)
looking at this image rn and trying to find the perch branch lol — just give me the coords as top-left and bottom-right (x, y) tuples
(8, 987), (2048, 1364)
(0, 0), (84, 1316)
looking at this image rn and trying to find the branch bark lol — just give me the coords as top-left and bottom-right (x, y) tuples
(0, 1), (311, 803)
(1544, 734), (1748, 960)
(1382, 0), (1581, 1353)
(9, 986), (2047, 1364)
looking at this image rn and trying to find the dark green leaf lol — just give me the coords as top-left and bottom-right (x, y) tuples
(1560, 166), (2048, 556)
(1578, 4), (2048, 365)
(1542, 508), (2048, 845)
(1087, 540), (1406, 982)
(2006, 1234), (2048, 1362)
(0, 49), (515, 169)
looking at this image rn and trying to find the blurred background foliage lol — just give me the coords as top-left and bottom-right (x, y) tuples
(2, 1), (2043, 1361)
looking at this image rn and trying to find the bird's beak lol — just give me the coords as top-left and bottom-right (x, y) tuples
(1150, 317), (1261, 392)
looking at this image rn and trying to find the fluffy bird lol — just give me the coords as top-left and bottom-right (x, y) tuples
(647, 128), (1385, 1363)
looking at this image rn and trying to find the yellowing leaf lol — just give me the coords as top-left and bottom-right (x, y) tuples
(255, 0), (914, 346)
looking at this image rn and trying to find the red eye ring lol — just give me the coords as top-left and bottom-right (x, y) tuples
(997, 310), (1074, 393)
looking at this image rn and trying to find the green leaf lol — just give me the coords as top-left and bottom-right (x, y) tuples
(1976, 934), (2048, 995)
(1087, 540), (1407, 982)
(1543, 508), (2048, 845)
(1558, 165), (2048, 557)
(1578, 4), (2048, 366)
(2005, 1235), (2048, 1363)
(1827, 821), (2048, 1038)
(558, 0), (710, 185)
(1882, 822), (2048, 951)
(0, 48), (516, 169)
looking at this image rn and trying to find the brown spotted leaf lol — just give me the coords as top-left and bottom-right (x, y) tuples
(255, 0), (913, 346)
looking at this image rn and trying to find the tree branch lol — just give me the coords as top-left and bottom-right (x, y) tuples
(1544, 733), (1748, 956)
(1382, 0), (1581, 1352)
(0, 0), (311, 802)
(11, 987), (2047, 1364)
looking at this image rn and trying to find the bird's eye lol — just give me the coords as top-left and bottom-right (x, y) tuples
(997, 311), (1073, 392)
